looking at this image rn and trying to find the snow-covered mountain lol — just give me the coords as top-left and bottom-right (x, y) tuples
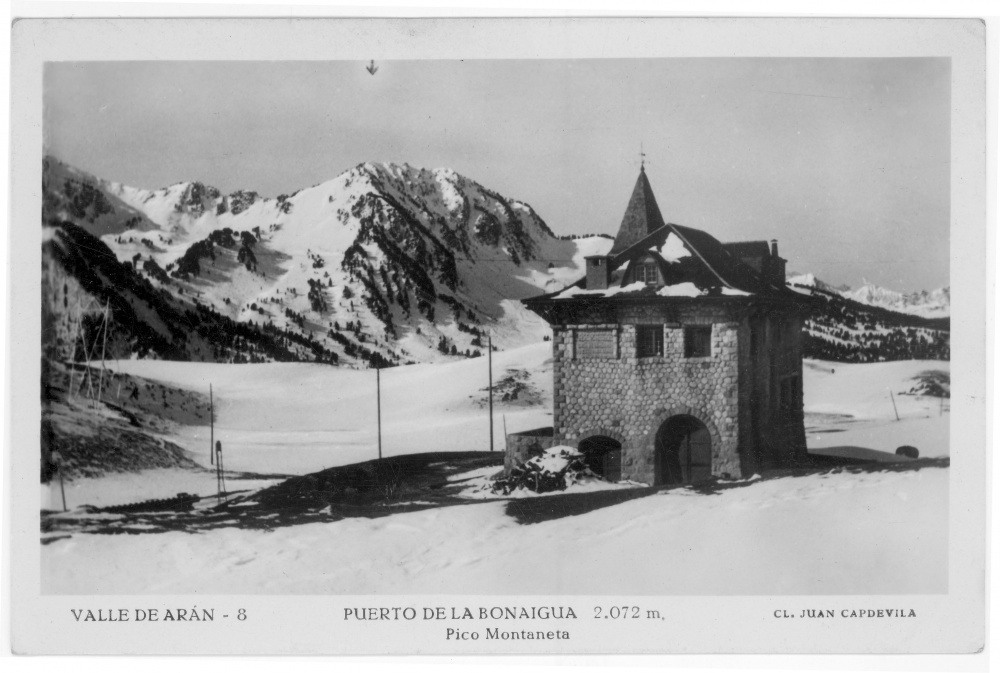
(786, 274), (949, 363)
(42, 156), (612, 367)
(787, 273), (949, 319)
(41, 156), (950, 368)
(842, 283), (950, 319)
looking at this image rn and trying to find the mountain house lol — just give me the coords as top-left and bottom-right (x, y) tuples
(512, 166), (813, 484)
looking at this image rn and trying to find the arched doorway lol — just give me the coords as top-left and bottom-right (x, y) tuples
(655, 415), (712, 485)
(578, 435), (622, 482)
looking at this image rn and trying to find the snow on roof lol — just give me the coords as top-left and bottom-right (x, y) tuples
(657, 282), (702, 298)
(659, 232), (691, 263)
(555, 281), (646, 299)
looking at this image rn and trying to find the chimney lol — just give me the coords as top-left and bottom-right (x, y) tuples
(585, 255), (612, 290)
(769, 239), (785, 284)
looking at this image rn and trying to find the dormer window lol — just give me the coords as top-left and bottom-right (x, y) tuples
(637, 260), (659, 285)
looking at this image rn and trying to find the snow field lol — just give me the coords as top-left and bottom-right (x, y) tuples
(109, 343), (554, 479)
(43, 342), (951, 595)
(42, 466), (947, 595)
(75, 346), (950, 506)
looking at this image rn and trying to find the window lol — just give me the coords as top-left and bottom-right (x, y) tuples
(637, 261), (659, 285)
(684, 326), (712, 358)
(636, 325), (663, 357)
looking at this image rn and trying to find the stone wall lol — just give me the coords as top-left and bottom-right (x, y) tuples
(552, 303), (743, 483)
(503, 427), (556, 474)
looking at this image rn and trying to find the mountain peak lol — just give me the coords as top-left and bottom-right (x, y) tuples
(42, 156), (580, 367)
(787, 272), (949, 318)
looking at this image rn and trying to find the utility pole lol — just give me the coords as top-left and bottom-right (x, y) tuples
(51, 449), (67, 512)
(215, 440), (226, 501)
(888, 388), (900, 422)
(215, 441), (221, 497)
(488, 336), (494, 452)
(377, 366), (382, 460)
(209, 383), (214, 466)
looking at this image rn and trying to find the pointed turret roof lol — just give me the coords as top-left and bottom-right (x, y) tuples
(609, 166), (667, 256)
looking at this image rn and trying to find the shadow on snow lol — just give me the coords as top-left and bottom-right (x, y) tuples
(40, 450), (948, 539)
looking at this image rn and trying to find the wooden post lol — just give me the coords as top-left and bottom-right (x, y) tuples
(488, 336), (494, 452)
(215, 440), (223, 499)
(219, 441), (227, 501)
(377, 367), (382, 460)
(209, 384), (214, 466)
(52, 450), (67, 512)
(58, 469), (67, 513)
(889, 388), (900, 421)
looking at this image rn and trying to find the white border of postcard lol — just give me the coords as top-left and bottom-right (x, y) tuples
(5, 11), (992, 661)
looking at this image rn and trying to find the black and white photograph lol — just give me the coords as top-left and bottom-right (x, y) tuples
(7, 14), (989, 657)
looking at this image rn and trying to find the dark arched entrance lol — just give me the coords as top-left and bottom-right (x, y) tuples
(578, 435), (622, 482)
(655, 416), (712, 485)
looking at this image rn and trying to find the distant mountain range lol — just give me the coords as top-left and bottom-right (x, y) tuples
(787, 273), (950, 319)
(786, 274), (948, 362)
(41, 156), (949, 366)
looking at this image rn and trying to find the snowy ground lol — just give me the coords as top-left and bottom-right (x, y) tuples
(43, 467), (946, 595)
(42, 344), (553, 509)
(802, 359), (949, 461)
(41, 344), (950, 594)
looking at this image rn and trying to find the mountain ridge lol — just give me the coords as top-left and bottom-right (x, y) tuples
(787, 272), (949, 319)
(42, 155), (610, 367)
(42, 155), (950, 366)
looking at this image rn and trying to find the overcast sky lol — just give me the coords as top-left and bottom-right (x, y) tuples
(45, 58), (949, 292)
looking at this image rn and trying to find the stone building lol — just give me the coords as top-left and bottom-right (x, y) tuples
(518, 167), (813, 484)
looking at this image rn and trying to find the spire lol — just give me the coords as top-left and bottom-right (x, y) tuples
(609, 168), (667, 256)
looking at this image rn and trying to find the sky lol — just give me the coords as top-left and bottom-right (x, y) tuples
(44, 58), (950, 292)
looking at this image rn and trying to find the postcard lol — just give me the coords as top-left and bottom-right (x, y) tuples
(7, 15), (989, 656)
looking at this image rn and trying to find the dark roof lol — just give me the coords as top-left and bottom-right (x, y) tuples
(523, 168), (811, 311)
(619, 223), (785, 294)
(722, 241), (771, 258)
(664, 224), (781, 295)
(525, 222), (809, 306)
(608, 167), (667, 256)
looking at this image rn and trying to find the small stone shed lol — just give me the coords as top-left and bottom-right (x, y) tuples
(518, 167), (814, 484)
